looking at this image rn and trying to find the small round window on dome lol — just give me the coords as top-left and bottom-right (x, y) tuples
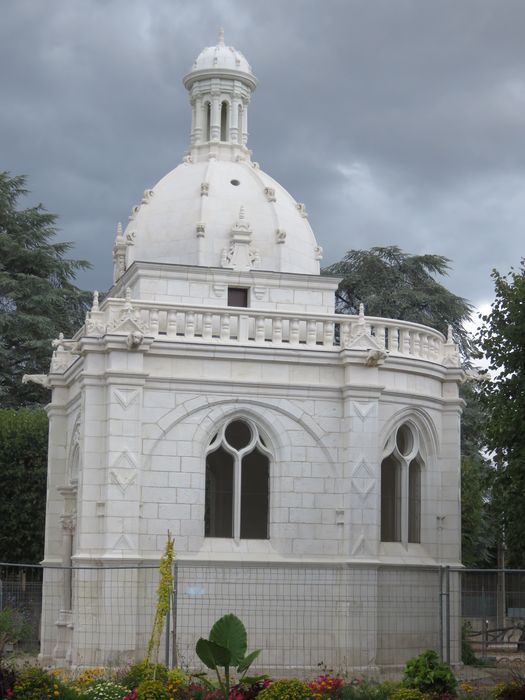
(230, 179), (240, 186)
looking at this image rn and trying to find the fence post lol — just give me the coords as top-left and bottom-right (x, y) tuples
(164, 579), (171, 668)
(439, 566), (451, 663)
(171, 560), (178, 668)
(445, 565), (451, 664)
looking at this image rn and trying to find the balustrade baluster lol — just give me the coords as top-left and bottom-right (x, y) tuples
(167, 310), (177, 337)
(238, 314), (249, 342)
(185, 312), (195, 339)
(255, 316), (265, 343)
(149, 308), (159, 335)
(401, 328), (410, 355)
(340, 321), (351, 348)
(420, 334), (429, 358)
(220, 314), (230, 341)
(290, 319), (300, 345)
(203, 313), (212, 340)
(306, 320), (317, 346)
(375, 324), (386, 348)
(323, 321), (334, 346)
(272, 317), (282, 343)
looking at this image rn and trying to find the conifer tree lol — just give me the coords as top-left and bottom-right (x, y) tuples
(0, 172), (91, 406)
(323, 246), (473, 361)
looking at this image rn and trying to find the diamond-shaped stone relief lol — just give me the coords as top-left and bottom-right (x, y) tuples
(351, 401), (376, 421)
(351, 458), (375, 504)
(111, 450), (138, 470)
(110, 468), (138, 494)
(113, 388), (140, 410)
(113, 534), (134, 551)
(351, 532), (367, 556)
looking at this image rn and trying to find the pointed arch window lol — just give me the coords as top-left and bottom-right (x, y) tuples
(205, 419), (270, 540)
(381, 423), (423, 544)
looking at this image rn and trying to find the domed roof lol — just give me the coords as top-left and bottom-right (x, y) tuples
(114, 33), (323, 280)
(124, 158), (321, 275)
(183, 29), (256, 90)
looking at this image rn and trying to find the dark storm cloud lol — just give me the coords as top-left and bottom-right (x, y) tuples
(1, 0), (524, 308)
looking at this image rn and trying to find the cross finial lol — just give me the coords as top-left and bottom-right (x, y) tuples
(218, 27), (225, 46)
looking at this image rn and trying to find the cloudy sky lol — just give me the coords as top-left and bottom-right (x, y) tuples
(1, 0), (524, 316)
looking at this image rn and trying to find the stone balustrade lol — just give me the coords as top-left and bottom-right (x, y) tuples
(86, 296), (452, 364)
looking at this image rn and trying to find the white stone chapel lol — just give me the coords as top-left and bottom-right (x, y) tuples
(34, 32), (464, 670)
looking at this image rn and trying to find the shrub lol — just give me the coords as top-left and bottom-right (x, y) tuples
(0, 608), (29, 660)
(121, 662), (168, 690)
(0, 661), (16, 699)
(461, 623), (478, 666)
(13, 666), (56, 700)
(257, 678), (314, 700)
(308, 675), (344, 696)
(135, 680), (169, 700)
(403, 650), (457, 697)
(389, 689), (428, 700)
(340, 680), (399, 700)
(83, 681), (129, 700)
(495, 682), (525, 700)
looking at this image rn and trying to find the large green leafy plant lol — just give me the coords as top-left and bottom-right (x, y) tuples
(195, 613), (261, 698)
(403, 649), (457, 696)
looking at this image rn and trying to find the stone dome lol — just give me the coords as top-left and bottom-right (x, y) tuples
(124, 158), (321, 275)
(114, 32), (322, 280)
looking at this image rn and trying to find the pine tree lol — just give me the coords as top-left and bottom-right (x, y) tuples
(323, 246), (473, 361)
(0, 172), (91, 407)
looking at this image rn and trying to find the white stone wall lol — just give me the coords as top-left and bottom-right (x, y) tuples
(40, 283), (462, 667)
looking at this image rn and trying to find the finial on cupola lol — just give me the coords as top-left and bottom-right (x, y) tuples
(218, 27), (225, 46)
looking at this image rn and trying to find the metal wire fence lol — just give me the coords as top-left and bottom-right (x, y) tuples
(2, 562), (525, 672)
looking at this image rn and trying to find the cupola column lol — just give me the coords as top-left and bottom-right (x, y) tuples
(194, 95), (203, 144)
(230, 95), (240, 144)
(210, 92), (221, 141)
(241, 101), (249, 146)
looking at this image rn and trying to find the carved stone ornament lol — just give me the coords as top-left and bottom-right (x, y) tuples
(221, 206), (259, 271)
(275, 229), (286, 244)
(314, 245), (323, 261)
(252, 286), (266, 300)
(22, 374), (50, 388)
(296, 202), (308, 217)
(196, 222), (206, 238)
(201, 182), (209, 196)
(442, 324), (461, 367)
(49, 333), (79, 373)
(107, 288), (149, 335)
(60, 513), (77, 533)
(126, 331), (144, 349)
(128, 189), (153, 221)
(264, 187), (276, 202)
(183, 154), (193, 164)
(365, 349), (388, 367)
(212, 283), (226, 297)
(85, 290), (107, 336)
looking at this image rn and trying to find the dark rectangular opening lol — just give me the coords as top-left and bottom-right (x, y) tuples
(228, 287), (248, 307)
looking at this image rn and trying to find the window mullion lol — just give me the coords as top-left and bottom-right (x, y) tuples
(233, 453), (242, 542)
(400, 460), (409, 547)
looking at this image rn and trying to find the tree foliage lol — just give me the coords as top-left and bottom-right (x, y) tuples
(460, 383), (495, 567)
(477, 260), (525, 566)
(0, 408), (48, 563)
(0, 172), (91, 407)
(322, 246), (473, 361)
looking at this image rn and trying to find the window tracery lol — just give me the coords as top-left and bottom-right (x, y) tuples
(380, 422), (422, 544)
(205, 418), (270, 540)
